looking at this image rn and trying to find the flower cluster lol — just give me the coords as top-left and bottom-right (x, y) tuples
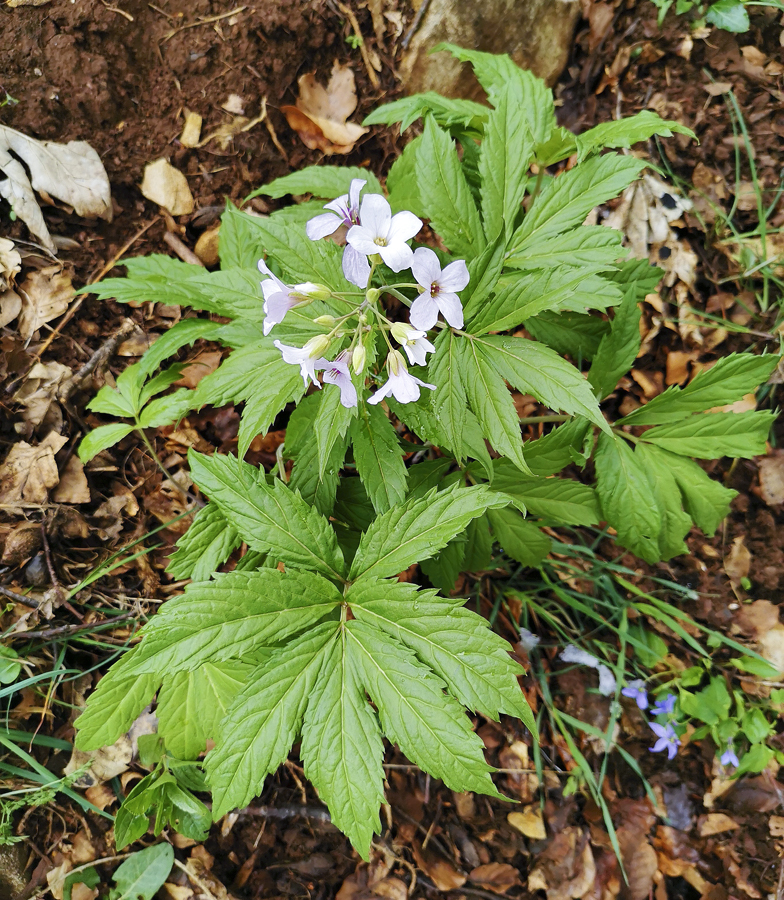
(258, 180), (470, 409)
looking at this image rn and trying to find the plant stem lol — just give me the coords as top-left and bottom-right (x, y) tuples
(137, 426), (194, 505)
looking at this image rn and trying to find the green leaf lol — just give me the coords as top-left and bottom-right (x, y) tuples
(619, 353), (780, 426)
(364, 92), (489, 134)
(487, 508), (551, 569)
(463, 514), (494, 571)
(420, 537), (466, 594)
(247, 166), (382, 200)
(479, 79), (534, 240)
(351, 403), (407, 513)
(416, 116), (485, 259)
(508, 155), (646, 254)
(78, 423), (135, 463)
(633, 443), (691, 560)
(574, 110), (696, 162)
(731, 656), (780, 679)
(237, 371), (305, 460)
(188, 451), (346, 580)
(594, 433), (662, 564)
(124, 568), (342, 676)
(523, 418), (591, 477)
(639, 410), (775, 459)
(663, 450), (736, 535)
(706, 0), (750, 32)
(301, 627), (385, 860)
(742, 708), (773, 743)
(74, 651), (158, 751)
(429, 330), (467, 461)
(505, 225), (623, 271)
(680, 677), (731, 726)
(167, 503), (241, 582)
(349, 482), (505, 581)
(80, 255), (203, 308)
(348, 578), (535, 731)
(137, 319), (225, 377)
(138, 388), (193, 429)
(64, 867), (99, 900)
(588, 287), (643, 399)
(463, 338), (531, 473)
(460, 232), (506, 322)
(473, 335), (608, 432)
(0, 646), (21, 685)
(387, 135), (424, 215)
(109, 844), (174, 900)
(314, 378), (356, 479)
(347, 620), (502, 797)
(489, 468), (600, 526)
(607, 258), (664, 300)
(526, 311), (610, 361)
(207, 623), (337, 817)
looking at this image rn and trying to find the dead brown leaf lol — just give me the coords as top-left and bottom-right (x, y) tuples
(51, 455), (90, 504)
(469, 863), (520, 894)
(528, 827), (596, 900)
(508, 806), (546, 840)
(84, 782), (117, 811)
(1, 521), (42, 566)
(412, 841), (466, 892)
(0, 431), (67, 505)
(175, 350), (223, 388)
(13, 360), (71, 428)
(758, 453), (784, 506)
(141, 158), (194, 216)
(17, 265), (75, 342)
(735, 599), (780, 640)
(769, 815), (784, 836)
(699, 812), (740, 836)
(283, 60), (368, 155)
(723, 535), (751, 590)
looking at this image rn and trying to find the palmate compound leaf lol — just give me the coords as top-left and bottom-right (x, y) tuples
(347, 578), (536, 734)
(167, 502), (241, 582)
(188, 450), (346, 581)
(638, 410), (776, 459)
(348, 481), (507, 581)
(350, 402), (408, 514)
(429, 329), (467, 463)
(246, 165), (383, 201)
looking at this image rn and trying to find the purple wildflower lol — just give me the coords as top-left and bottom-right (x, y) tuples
(621, 679), (649, 710)
(720, 743), (739, 768)
(651, 693), (677, 717)
(650, 722), (679, 760)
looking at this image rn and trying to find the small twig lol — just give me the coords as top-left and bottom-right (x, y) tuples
(337, 2), (380, 89)
(401, 0), (431, 50)
(163, 232), (204, 267)
(162, 6), (247, 42)
(0, 584), (40, 609)
(238, 804), (332, 824)
(99, 0), (134, 20)
(58, 320), (138, 403)
(6, 612), (139, 641)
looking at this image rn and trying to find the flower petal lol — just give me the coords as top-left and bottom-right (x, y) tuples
(306, 211), (341, 240)
(436, 292), (465, 329)
(438, 258), (470, 292)
(358, 193), (392, 238)
(323, 193), (349, 215)
(387, 209), (423, 244)
(342, 244), (371, 288)
(409, 295), (439, 331)
(367, 379), (394, 406)
(411, 246), (442, 288)
(263, 292), (296, 335)
(346, 224), (381, 256)
(348, 178), (366, 211)
(258, 258), (290, 294)
(378, 240), (413, 273)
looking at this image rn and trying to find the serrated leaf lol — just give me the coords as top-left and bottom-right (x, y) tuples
(633, 443), (691, 560)
(619, 353), (780, 426)
(189, 451), (346, 580)
(525, 311), (610, 361)
(429, 330), (467, 462)
(575, 110), (696, 162)
(109, 843), (173, 900)
(479, 79), (534, 240)
(508, 155), (646, 254)
(138, 388), (194, 429)
(347, 620), (502, 797)
(348, 578), (534, 731)
(639, 410), (775, 459)
(463, 338), (531, 474)
(420, 537), (466, 594)
(167, 503), (241, 581)
(247, 165), (382, 200)
(460, 231), (506, 321)
(349, 482), (505, 581)
(206, 624), (337, 817)
(505, 225), (623, 271)
(350, 403), (408, 514)
(657, 448), (737, 535)
(88, 384), (138, 418)
(79, 255), (203, 308)
(487, 508), (551, 569)
(363, 92), (488, 134)
(78, 423), (135, 463)
(607, 257), (664, 300)
(473, 335), (608, 432)
(594, 432), (662, 564)
(125, 568), (342, 677)
(588, 286), (642, 399)
(136, 319), (226, 377)
(313, 378), (356, 478)
(74, 650), (158, 751)
(416, 116), (485, 259)
(463, 514), (494, 571)
(522, 418), (591, 477)
(157, 661), (254, 759)
(490, 467), (600, 525)
(300, 628), (385, 860)
(386, 135), (424, 216)
(706, 0), (749, 32)
(237, 366), (305, 458)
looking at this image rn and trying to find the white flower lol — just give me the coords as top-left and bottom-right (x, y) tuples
(346, 194), (422, 273)
(390, 322), (436, 366)
(258, 258), (318, 336)
(305, 178), (371, 289)
(559, 644), (616, 697)
(409, 247), (469, 330)
(518, 628), (540, 653)
(273, 338), (329, 388)
(368, 350), (435, 406)
(322, 352), (358, 409)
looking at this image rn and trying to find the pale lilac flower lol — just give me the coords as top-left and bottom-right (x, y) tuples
(367, 351), (435, 406)
(390, 322), (436, 366)
(322, 352), (357, 409)
(621, 679), (649, 710)
(258, 259), (319, 336)
(649, 722), (679, 760)
(518, 628), (540, 653)
(274, 338), (329, 388)
(559, 645), (617, 697)
(346, 194), (422, 273)
(410, 247), (469, 331)
(305, 179), (371, 288)
(651, 693), (677, 717)
(720, 743), (739, 768)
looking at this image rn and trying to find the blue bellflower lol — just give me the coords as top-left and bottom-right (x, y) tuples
(651, 693), (677, 717)
(621, 679), (648, 710)
(650, 722), (679, 760)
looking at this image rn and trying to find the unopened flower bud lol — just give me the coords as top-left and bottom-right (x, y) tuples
(390, 322), (417, 344)
(352, 343), (366, 374)
(307, 283), (333, 301)
(365, 288), (380, 304)
(303, 334), (331, 358)
(387, 349), (406, 377)
(314, 315), (337, 327)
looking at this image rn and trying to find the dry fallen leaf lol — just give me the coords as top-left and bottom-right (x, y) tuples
(769, 815), (784, 836)
(758, 453), (784, 506)
(84, 782), (117, 811)
(194, 225), (220, 266)
(283, 60), (368, 155)
(222, 93), (246, 115)
(469, 863), (520, 894)
(528, 828), (596, 900)
(141, 158), (195, 216)
(180, 110), (203, 148)
(724, 535), (751, 590)
(700, 812), (740, 836)
(46, 861), (73, 900)
(51, 455), (90, 504)
(0, 236), (21, 287)
(412, 841), (466, 892)
(0, 124), (112, 252)
(17, 266), (75, 342)
(735, 599), (780, 640)
(13, 360), (71, 427)
(508, 806), (547, 840)
(0, 431), (67, 505)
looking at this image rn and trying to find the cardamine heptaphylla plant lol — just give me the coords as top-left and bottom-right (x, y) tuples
(74, 45), (779, 857)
